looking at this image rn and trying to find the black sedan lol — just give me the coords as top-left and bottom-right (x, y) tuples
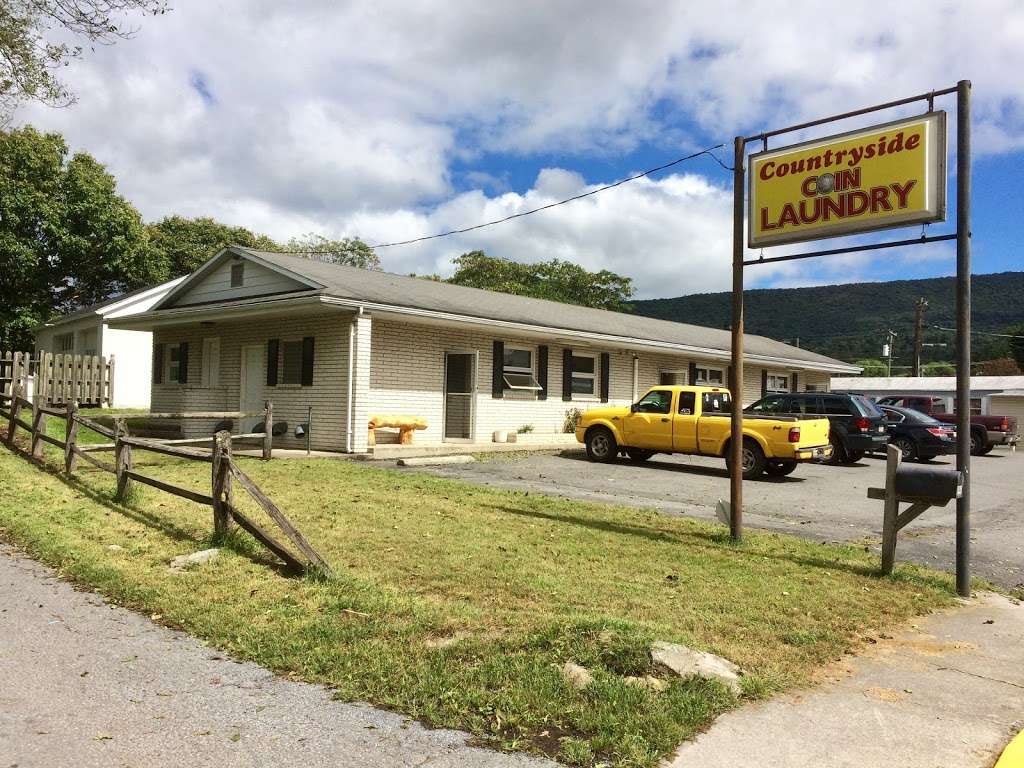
(877, 405), (957, 461)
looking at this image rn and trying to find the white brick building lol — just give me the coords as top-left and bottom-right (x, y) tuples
(111, 247), (859, 453)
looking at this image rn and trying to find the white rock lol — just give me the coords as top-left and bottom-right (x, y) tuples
(169, 548), (220, 571)
(651, 641), (742, 695)
(562, 661), (593, 690)
(107, 545), (123, 552)
(624, 675), (670, 692)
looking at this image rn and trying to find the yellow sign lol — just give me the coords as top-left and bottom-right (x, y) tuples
(748, 112), (947, 247)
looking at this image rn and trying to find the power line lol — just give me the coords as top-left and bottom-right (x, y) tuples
(931, 325), (1024, 339)
(366, 143), (728, 249)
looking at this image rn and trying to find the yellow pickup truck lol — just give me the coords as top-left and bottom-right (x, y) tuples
(575, 385), (833, 479)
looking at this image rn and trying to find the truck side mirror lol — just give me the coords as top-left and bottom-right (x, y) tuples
(630, 403), (638, 413)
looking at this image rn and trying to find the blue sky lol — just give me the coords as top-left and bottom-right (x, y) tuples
(15, 1), (1024, 298)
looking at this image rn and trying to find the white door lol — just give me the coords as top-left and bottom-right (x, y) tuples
(240, 344), (264, 431)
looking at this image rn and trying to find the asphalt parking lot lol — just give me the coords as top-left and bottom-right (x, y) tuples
(418, 447), (1024, 591)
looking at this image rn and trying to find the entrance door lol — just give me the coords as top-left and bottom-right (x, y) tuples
(443, 352), (476, 441)
(239, 344), (264, 431)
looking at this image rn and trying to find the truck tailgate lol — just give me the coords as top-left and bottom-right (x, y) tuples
(795, 416), (830, 448)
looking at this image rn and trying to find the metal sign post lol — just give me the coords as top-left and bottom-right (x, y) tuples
(729, 81), (971, 598)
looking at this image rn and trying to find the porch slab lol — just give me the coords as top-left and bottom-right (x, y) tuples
(364, 436), (581, 461)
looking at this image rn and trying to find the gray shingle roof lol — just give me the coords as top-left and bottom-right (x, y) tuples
(235, 247), (855, 369)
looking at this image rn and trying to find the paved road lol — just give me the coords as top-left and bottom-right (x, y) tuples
(0, 544), (553, 768)
(420, 448), (1024, 590)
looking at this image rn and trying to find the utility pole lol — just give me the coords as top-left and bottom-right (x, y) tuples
(883, 329), (898, 376)
(912, 297), (928, 376)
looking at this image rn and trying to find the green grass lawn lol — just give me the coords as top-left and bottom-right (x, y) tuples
(0, 436), (958, 767)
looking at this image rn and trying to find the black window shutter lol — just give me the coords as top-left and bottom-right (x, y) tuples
(267, 339), (279, 386)
(599, 353), (610, 403)
(562, 348), (573, 401)
(153, 343), (164, 385)
(492, 340), (504, 399)
(791, 372), (799, 392)
(761, 369), (768, 397)
(537, 345), (548, 400)
(727, 365), (734, 391)
(178, 342), (189, 384)
(301, 336), (315, 386)
(688, 361), (698, 385)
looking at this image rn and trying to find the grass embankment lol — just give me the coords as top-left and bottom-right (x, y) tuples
(0, 435), (957, 767)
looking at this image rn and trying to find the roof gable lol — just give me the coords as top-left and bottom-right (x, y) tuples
(156, 248), (322, 310)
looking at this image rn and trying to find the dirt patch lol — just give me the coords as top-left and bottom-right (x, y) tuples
(863, 686), (908, 703)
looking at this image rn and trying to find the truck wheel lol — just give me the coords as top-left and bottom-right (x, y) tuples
(892, 437), (917, 461)
(585, 426), (618, 463)
(765, 460), (798, 477)
(843, 449), (866, 463)
(978, 442), (994, 455)
(969, 428), (986, 456)
(726, 439), (767, 480)
(626, 448), (654, 463)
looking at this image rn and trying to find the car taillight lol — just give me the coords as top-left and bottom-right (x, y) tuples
(788, 427), (800, 443)
(926, 428), (949, 437)
(1001, 418), (1009, 431)
(855, 417), (870, 431)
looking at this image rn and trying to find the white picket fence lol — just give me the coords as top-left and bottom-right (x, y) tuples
(0, 351), (114, 407)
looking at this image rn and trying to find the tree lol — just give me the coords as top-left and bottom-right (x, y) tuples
(1007, 323), (1024, 370)
(0, 126), (162, 348)
(1, 0), (167, 122)
(975, 358), (1021, 376)
(922, 361), (956, 376)
(282, 233), (380, 270)
(853, 358), (888, 376)
(446, 251), (634, 312)
(148, 216), (277, 276)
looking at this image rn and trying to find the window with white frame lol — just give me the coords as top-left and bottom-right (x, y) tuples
(659, 370), (686, 386)
(570, 353), (597, 396)
(54, 332), (74, 353)
(165, 343), (182, 384)
(694, 365), (725, 385)
(282, 340), (304, 385)
(503, 347), (541, 391)
(201, 337), (221, 387)
(766, 373), (790, 393)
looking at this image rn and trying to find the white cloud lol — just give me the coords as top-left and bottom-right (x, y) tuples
(11, 0), (1024, 295)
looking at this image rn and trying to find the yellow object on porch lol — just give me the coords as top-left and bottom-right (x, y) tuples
(368, 414), (428, 446)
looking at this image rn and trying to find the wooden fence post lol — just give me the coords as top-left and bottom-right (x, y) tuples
(30, 399), (45, 459)
(262, 400), (273, 460)
(115, 417), (133, 500)
(212, 430), (235, 537)
(65, 401), (79, 474)
(106, 354), (114, 407)
(7, 383), (22, 444)
(880, 444), (902, 575)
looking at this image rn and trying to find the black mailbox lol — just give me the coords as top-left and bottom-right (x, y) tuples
(893, 465), (962, 505)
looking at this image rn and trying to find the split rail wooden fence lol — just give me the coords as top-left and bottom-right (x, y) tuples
(1, 351), (113, 406)
(0, 387), (329, 575)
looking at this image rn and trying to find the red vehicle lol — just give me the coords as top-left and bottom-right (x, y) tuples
(875, 395), (1019, 455)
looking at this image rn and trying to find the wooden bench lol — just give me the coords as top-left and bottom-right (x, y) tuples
(368, 414), (427, 446)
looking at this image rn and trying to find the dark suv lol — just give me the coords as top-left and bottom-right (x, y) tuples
(745, 392), (888, 464)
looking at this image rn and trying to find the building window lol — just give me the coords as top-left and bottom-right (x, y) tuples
(805, 384), (819, 392)
(55, 332), (74, 353)
(201, 337), (221, 387)
(230, 262), (245, 287)
(970, 397), (983, 415)
(766, 373), (790, 393)
(660, 370), (686, 386)
(78, 328), (97, 356)
(166, 343), (182, 384)
(694, 365), (725, 385)
(570, 353), (597, 396)
(282, 340), (304, 384)
(503, 347), (541, 391)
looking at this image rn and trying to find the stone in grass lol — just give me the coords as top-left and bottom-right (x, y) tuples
(562, 661), (593, 690)
(169, 548), (220, 571)
(624, 675), (670, 693)
(650, 641), (742, 695)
